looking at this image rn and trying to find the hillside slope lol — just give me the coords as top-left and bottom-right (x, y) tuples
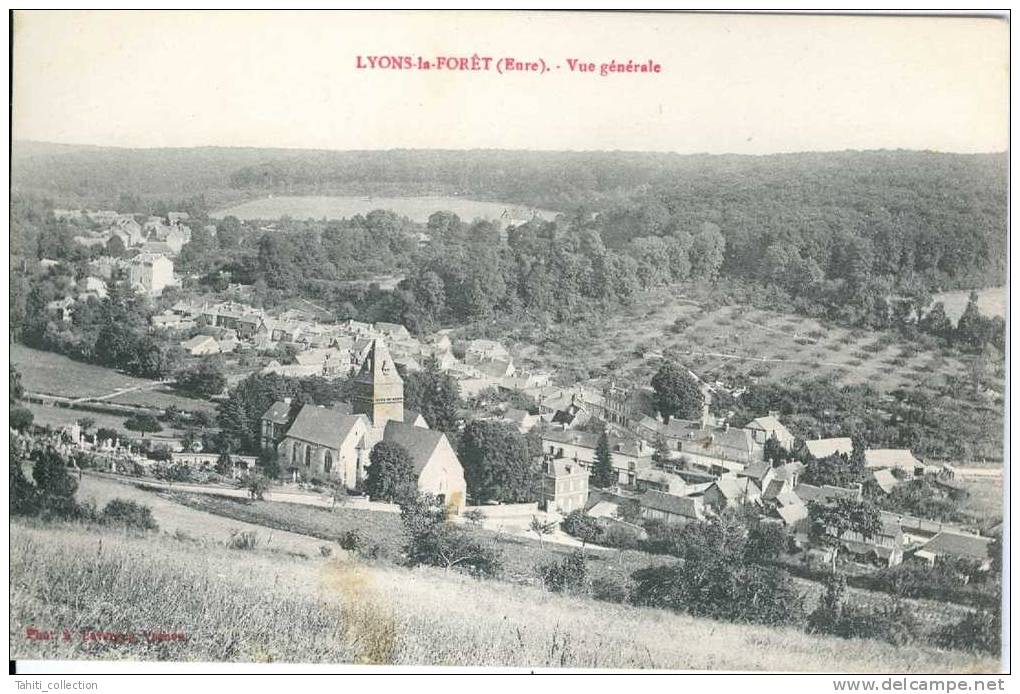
(10, 521), (997, 671)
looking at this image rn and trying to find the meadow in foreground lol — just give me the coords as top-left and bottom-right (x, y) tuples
(10, 521), (999, 671)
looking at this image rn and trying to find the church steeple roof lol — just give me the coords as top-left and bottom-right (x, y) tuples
(353, 338), (403, 387)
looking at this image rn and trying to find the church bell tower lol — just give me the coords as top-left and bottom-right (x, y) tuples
(352, 338), (404, 429)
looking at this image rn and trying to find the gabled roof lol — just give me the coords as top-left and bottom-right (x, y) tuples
(762, 478), (790, 502)
(640, 490), (704, 519)
(740, 459), (773, 482)
(871, 468), (900, 494)
(285, 405), (366, 449)
(382, 420), (447, 475)
(776, 503), (809, 526)
(865, 449), (921, 470)
(804, 437), (853, 459)
(261, 400), (291, 424)
(745, 415), (793, 441)
(795, 482), (860, 504)
(710, 476), (760, 500)
(181, 334), (217, 350)
(919, 531), (993, 563)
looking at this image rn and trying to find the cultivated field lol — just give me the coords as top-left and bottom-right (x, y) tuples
(211, 195), (558, 224)
(12, 344), (216, 414)
(508, 288), (971, 394)
(10, 521), (997, 671)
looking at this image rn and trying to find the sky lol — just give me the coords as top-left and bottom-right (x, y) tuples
(11, 11), (1009, 154)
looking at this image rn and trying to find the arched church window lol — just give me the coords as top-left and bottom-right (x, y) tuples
(305, 446), (312, 467)
(324, 451), (333, 474)
(292, 442), (300, 463)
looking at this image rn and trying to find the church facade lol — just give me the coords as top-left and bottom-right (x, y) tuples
(262, 339), (467, 511)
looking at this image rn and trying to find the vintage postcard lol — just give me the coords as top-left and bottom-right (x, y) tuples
(7, 10), (1009, 678)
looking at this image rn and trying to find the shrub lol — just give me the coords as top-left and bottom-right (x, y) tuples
(540, 550), (589, 594)
(560, 510), (603, 546)
(339, 529), (363, 552)
(935, 609), (1001, 655)
(319, 545), (333, 558)
(227, 530), (260, 550)
(599, 522), (643, 550)
(401, 494), (502, 577)
(100, 499), (158, 531)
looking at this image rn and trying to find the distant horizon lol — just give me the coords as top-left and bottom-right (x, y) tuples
(12, 138), (1009, 158)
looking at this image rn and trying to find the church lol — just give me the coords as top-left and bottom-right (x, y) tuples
(260, 339), (467, 512)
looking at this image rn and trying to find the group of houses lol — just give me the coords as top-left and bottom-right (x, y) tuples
(160, 298), (554, 399)
(62, 208), (198, 259)
(537, 402), (987, 571)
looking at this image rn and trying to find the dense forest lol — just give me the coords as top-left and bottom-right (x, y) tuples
(11, 144), (1007, 347)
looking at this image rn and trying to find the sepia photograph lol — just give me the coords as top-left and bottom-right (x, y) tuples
(6, 9), (1010, 679)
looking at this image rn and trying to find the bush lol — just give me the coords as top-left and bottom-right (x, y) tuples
(540, 550), (589, 594)
(401, 493), (502, 577)
(10, 407), (34, 432)
(339, 529), (363, 552)
(560, 510), (603, 546)
(935, 609), (1001, 655)
(632, 559), (803, 627)
(227, 530), (260, 550)
(100, 499), (158, 531)
(600, 522), (643, 550)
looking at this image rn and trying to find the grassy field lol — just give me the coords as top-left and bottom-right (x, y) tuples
(12, 344), (216, 415)
(211, 195), (558, 224)
(150, 482), (976, 629)
(10, 521), (997, 671)
(934, 287), (1007, 324)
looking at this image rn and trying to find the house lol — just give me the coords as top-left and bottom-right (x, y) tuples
(804, 437), (853, 459)
(744, 413), (795, 450)
(273, 339), (467, 511)
(465, 339), (509, 361)
(702, 476), (762, 512)
(640, 490), (705, 524)
(738, 459), (775, 489)
(914, 531), (994, 570)
(78, 276), (108, 300)
(833, 516), (905, 567)
(550, 399), (591, 429)
(151, 311), (195, 331)
(541, 428), (652, 487)
(500, 407), (540, 434)
(864, 448), (923, 473)
(653, 420), (763, 474)
(773, 500), (810, 527)
(180, 334), (220, 356)
(586, 499), (621, 519)
(89, 256), (127, 280)
(634, 469), (687, 495)
(540, 458), (590, 514)
(127, 253), (175, 296)
(141, 241), (178, 257)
